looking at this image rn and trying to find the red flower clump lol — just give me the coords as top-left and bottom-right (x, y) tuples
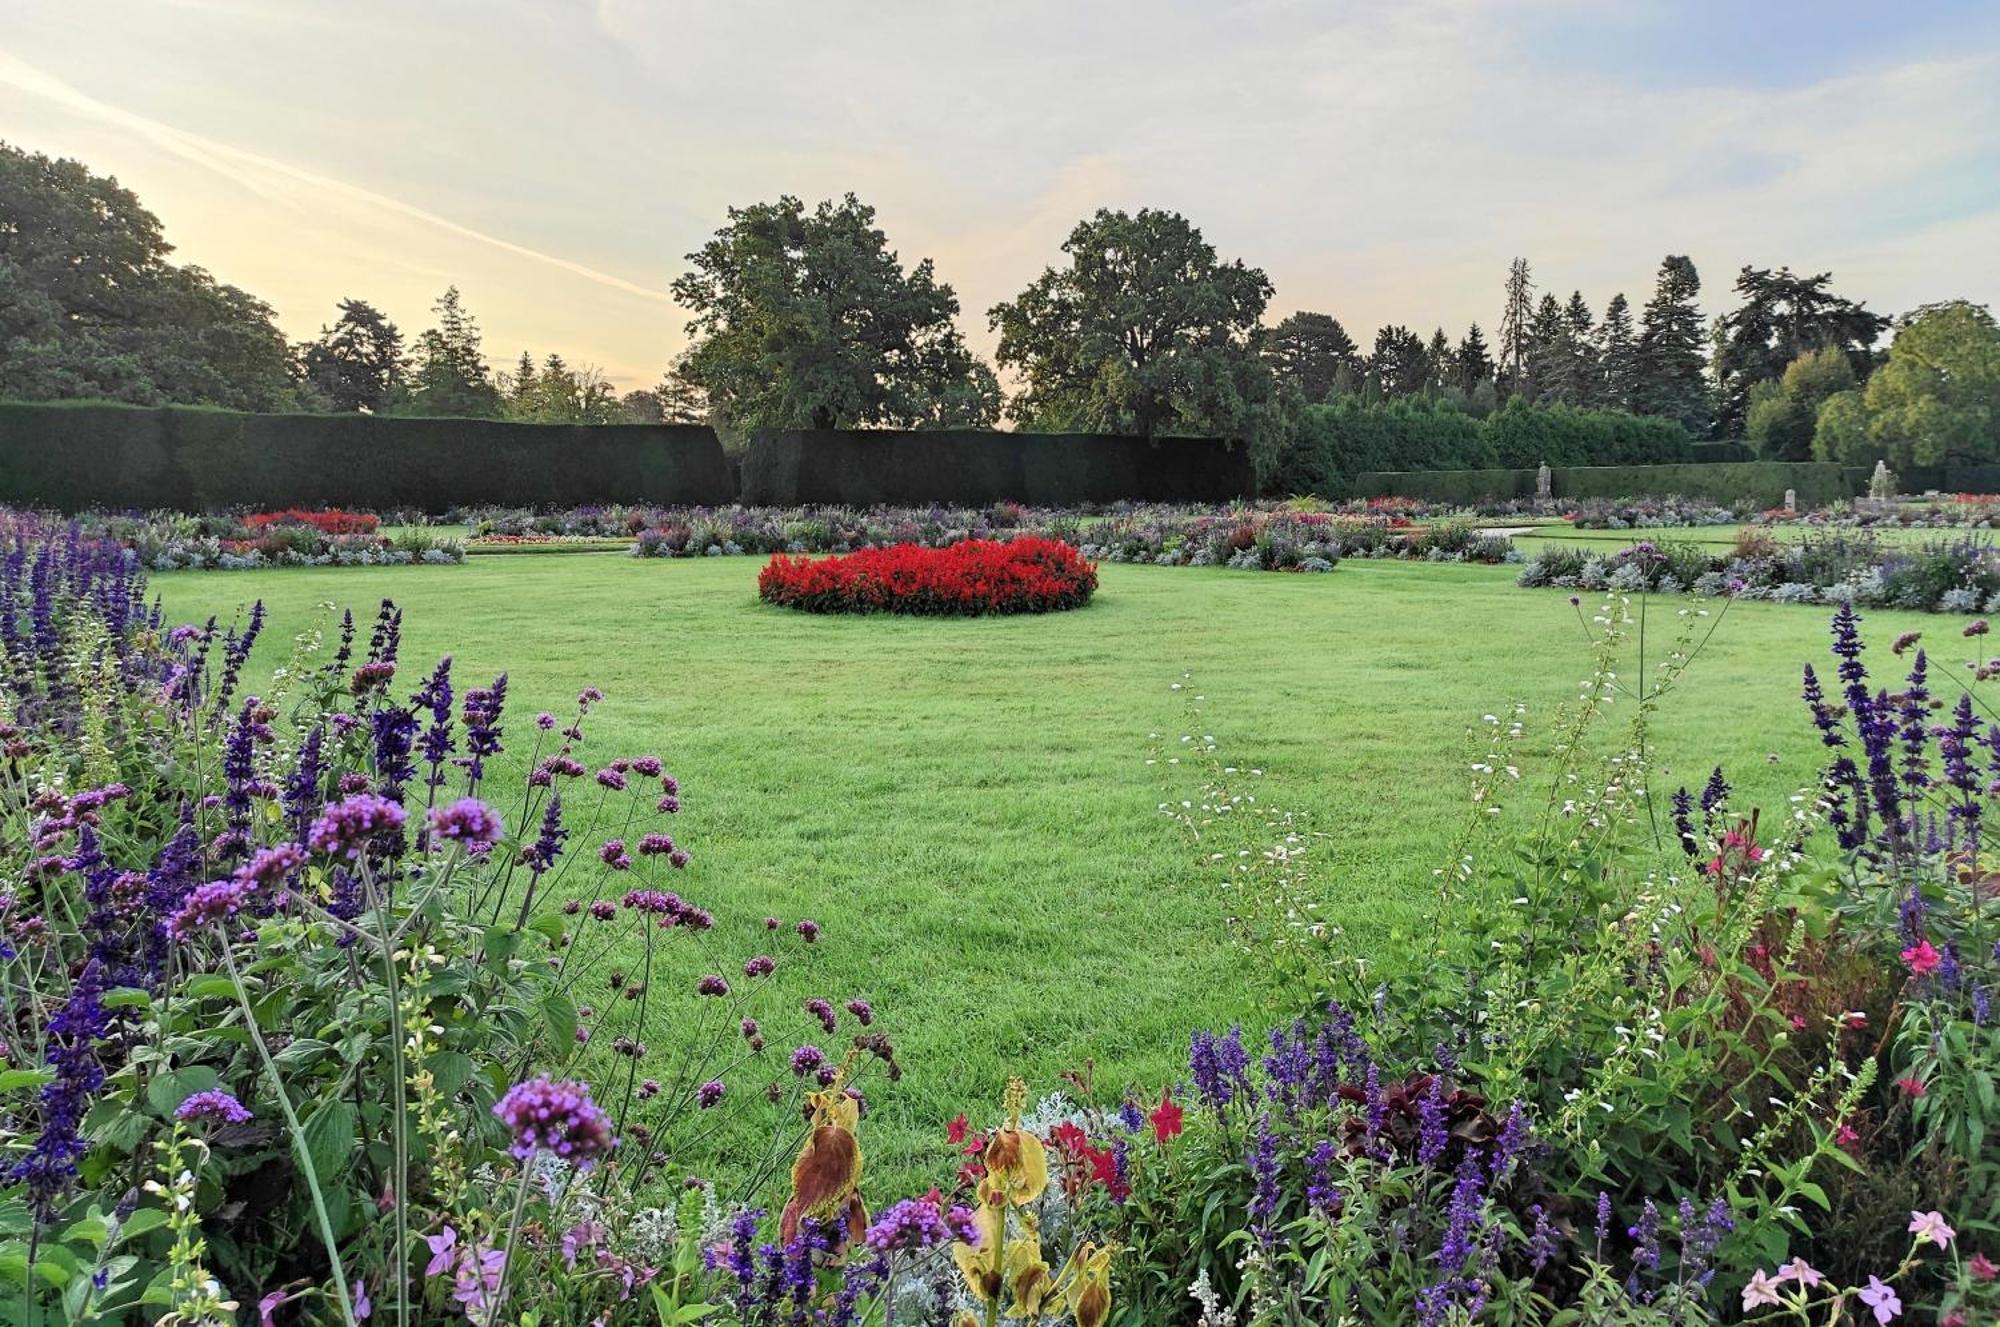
(245, 509), (380, 535)
(757, 537), (1097, 616)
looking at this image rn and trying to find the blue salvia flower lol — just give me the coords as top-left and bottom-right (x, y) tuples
(6, 960), (110, 1218)
(1416, 1073), (1449, 1167)
(1698, 766), (1730, 821)
(461, 674), (507, 787)
(1671, 786), (1698, 855)
(1246, 1113), (1282, 1243)
(413, 656), (456, 798)
(1189, 1025), (1251, 1112)
(1304, 1139), (1341, 1216)
(211, 601), (264, 716)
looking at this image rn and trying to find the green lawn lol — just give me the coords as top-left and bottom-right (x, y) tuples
(150, 555), (1940, 1181)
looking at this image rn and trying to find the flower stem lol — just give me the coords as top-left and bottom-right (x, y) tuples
(218, 934), (357, 1327)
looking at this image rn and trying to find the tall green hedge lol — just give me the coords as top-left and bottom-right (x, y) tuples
(740, 429), (1254, 505)
(0, 402), (735, 510)
(1275, 398), (1692, 495)
(1352, 461), (1853, 508)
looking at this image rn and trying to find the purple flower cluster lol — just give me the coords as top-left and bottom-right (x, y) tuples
(307, 793), (407, 861)
(174, 1089), (253, 1125)
(863, 1197), (980, 1253)
(426, 798), (502, 856)
(492, 1076), (617, 1168)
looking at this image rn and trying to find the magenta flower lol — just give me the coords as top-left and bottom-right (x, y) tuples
(492, 1076), (617, 1168)
(426, 798), (502, 855)
(164, 878), (255, 940)
(174, 1089), (253, 1126)
(696, 1079), (726, 1108)
(307, 794), (407, 860)
(236, 842), (305, 887)
(1901, 940), (1942, 976)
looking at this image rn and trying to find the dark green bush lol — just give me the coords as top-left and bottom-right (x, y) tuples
(0, 401), (736, 511)
(1353, 460), (1854, 507)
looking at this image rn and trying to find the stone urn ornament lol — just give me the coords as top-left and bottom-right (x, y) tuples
(1536, 462), (1551, 501)
(1784, 488), (1797, 513)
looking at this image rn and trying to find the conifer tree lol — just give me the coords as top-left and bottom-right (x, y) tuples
(1632, 255), (1711, 434)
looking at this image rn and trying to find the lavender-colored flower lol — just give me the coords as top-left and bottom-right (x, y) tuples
(1246, 1113), (1282, 1242)
(1305, 1139), (1341, 1215)
(844, 998), (873, 1026)
(790, 1044), (825, 1077)
(236, 842), (305, 887)
(426, 798), (502, 855)
(697, 1079), (727, 1109)
(696, 974), (730, 997)
(175, 1089), (253, 1125)
(307, 794), (407, 861)
(164, 878), (255, 940)
(863, 1198), (968, 1253)
(492, 1076), (616, 1168)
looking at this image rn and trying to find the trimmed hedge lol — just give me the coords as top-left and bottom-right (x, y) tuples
(1274, 399), (1692, 495)
(0, 402), (735, 511)
(1690, 441), (1756, 464)
(1353, 461), (1853, 508)
(740, 429), (1253, 505)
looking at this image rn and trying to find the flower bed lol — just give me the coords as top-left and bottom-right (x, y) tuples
(243, 507), (380, 535)
(1517, 530), (2000, 611)
(758, 536), (1098, 615)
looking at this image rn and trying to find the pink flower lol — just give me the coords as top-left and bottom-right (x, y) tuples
(1969, 1251), (1997, 1281)
(1908, 1210), (1955, 1248)
(1858, 1275), (1901, 1323)
(1896, 1076), (1927, 1098)
(1901, 940), (1942, 976)
(424, 1226), (459, 1277)
(1741, 1269), (1785, 1310)
(1778, 1257), (1823, 1287)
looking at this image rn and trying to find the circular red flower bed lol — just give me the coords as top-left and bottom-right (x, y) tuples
(757, 536), (1097, 616)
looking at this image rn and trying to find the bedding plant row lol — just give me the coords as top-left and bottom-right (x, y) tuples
(1519, 529), (2000, 613)
(757, 538), (1098, 615)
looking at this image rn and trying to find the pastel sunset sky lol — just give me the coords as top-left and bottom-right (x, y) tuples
(5, 0), (1997, 390)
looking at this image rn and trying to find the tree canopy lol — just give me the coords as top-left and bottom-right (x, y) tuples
(989, 207), (1275, 440)
(1813, 301), (2000, 469)
(0, 141), (299, 410)
(1255, 311), (1358, 404)
(298, 298), (406, 413)
(670, 194), (998, 431)
(395, 287), (504, 418)
(1713, 266), (1887, 435)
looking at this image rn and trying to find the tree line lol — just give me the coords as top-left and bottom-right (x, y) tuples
(5, 140), (1996, 480)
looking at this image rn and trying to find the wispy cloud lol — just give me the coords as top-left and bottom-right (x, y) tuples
(0, 49), (674, 308)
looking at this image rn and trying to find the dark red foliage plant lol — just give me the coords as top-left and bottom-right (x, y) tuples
(757, 536), (1097, 616)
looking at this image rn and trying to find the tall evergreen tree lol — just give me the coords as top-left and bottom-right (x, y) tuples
(398, 286), (503, 418)
(1632, 256), (1710, 434)
(1497, 258), (1535, 398)
(297, 298), (405, 413)
(1454, 323), (1494, 392)
(1525, 293), (1571, 404)
(1564, 291), (1600, 405)
(1598, 293), (1638, 410)
(1368, 325), (1430, 397)
(1425, 328), (1452, 394)
(1255, 311), (1358, 403)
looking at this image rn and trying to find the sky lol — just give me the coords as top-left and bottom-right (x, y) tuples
(4, 0), (1998, 392)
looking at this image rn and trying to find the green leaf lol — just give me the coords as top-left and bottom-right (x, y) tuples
(100, 987), (152, 1011)
(300, 1100), (358, 1182)
(115, 1208), (170, 1242)
(540, 989), (577, 1050)
(145, 1067), (219, 1119)
(182, 974), (239, 1000)
(0, 1069), (55, 1094)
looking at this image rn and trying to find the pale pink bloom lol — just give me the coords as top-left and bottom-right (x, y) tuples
(1741, 1269), (1785, 1311)
(1908, 1210), (1955, 1248)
